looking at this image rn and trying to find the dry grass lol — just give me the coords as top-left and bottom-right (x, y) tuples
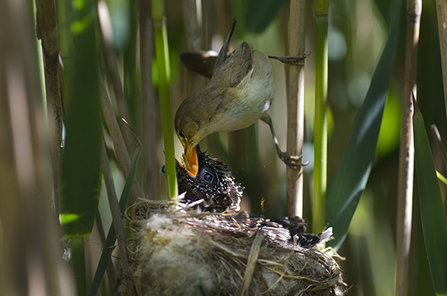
(117, 199), (345, 295)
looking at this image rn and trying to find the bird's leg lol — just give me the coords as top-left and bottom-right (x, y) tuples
(268, 53), (311, 66)
(261, 114), (309, 169)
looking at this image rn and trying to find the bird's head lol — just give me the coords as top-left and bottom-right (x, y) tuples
(175, 113), (205, 177)
(175, 145), (242, 212)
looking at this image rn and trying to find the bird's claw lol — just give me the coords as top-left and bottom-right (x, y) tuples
(269, 53), (311, 66)
(278, 151), (309, 169)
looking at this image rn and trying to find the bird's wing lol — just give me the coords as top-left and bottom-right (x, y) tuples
(209, 42), (253, 91)
(213, 17), (237, 73)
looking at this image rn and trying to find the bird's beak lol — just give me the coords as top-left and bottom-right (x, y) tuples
(184, 145), (198, 177)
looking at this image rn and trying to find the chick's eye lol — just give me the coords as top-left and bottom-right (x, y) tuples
(200, 167), (216, 185)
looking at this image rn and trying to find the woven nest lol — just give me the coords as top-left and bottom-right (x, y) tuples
(118, 198), (345, 296)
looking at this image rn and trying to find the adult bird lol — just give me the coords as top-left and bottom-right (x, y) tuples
(175, 18), (308, 177)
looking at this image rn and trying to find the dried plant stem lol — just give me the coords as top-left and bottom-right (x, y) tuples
(241, 231), (264, 296)
(1, 1), (70, 293)
(99, 74), (144, 200)
(395, 1), (421, 295)
(140, 0), (159, 199)
(36, 0), (64, 214)
(313, 0), (329, 233)
(182, 0), (205, 94)
(286, 0), (307, 218)
(97, 0), (133, 150)
(435, 0), (447, 114)
(101, 143), (136, 296)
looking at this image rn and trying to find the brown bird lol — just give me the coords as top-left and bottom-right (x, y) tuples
(175, 18), (308, 177)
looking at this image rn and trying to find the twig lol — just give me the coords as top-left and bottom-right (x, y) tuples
(99, 73), (144, 200)
(240, 231), (264, 296)
(101, 142), (136, 296)
(97, 0), (134, 150)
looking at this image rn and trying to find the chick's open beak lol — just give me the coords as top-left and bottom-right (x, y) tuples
(184, 145), (198, 177)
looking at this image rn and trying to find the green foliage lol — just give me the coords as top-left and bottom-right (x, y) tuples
(59, 5), (102, 239)
(152, 0), (178, 200)
(414, 104), (447, 296)
(325, 0), (401, 250)
(88, 146), (142, 296)
(244, 0), (288, 34)
(26, 0), (447, 294)
(313, 0), (330, 233)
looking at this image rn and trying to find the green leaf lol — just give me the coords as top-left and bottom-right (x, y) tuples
(325, 1), (401, 250)
(436, 171), (447, 186)
(88, 146), (142, 296)
(152, 1), (178, 199)
(414, 104), (447, 295)
(244, 0), (288, 34)
(60, 12), (102, 238)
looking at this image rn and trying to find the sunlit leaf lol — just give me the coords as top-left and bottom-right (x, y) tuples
(436, 171), (447, 186)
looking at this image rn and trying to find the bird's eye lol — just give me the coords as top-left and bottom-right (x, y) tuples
(179, 131), (185, 138)
(199, 167), (216, 185)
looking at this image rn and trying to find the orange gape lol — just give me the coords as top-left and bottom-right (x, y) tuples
(188, 145), (198, 177)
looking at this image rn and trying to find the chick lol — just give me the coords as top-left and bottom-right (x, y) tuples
(175, 146), (328, 248)
(176, 145), (242, 212)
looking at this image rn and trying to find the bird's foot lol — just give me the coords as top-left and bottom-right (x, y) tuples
(269, 53), (311, 66)
(278, 151), (309, 169)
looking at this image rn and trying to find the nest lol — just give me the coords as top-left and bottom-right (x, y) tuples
(118, 198), (345, 296)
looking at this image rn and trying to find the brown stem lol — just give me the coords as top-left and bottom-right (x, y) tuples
(100, 73), (144, 200)
(101, 143), (136, 296)
(286, 0), (307, 217)
(36, 0), (64, 215)
(395, 1), (421, 295)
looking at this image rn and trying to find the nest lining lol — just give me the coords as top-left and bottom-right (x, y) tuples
(118, 199), (345, 296)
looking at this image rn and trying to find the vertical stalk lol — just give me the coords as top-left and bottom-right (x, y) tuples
(182, 0), (204, 94)
(124, 0), (140, 150)
(395, 1), (421, 295)
(313, 0), (329, 233)
(286, 0), (307, 218)
(35, 0), (64, 215)
(140, 0), (159, 199)
(71, 238), (86, 296)
(435, 0), (447, 114)
(152, 0), (178, 199)
(100, 143), (136, 296)
(97, 0), (134, 160)
(1, 1), (71, 294)
(100, 74), (144, 200)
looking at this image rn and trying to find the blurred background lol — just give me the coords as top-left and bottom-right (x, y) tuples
(2, 0), (446, 295)
(144, 1), (444, 295)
